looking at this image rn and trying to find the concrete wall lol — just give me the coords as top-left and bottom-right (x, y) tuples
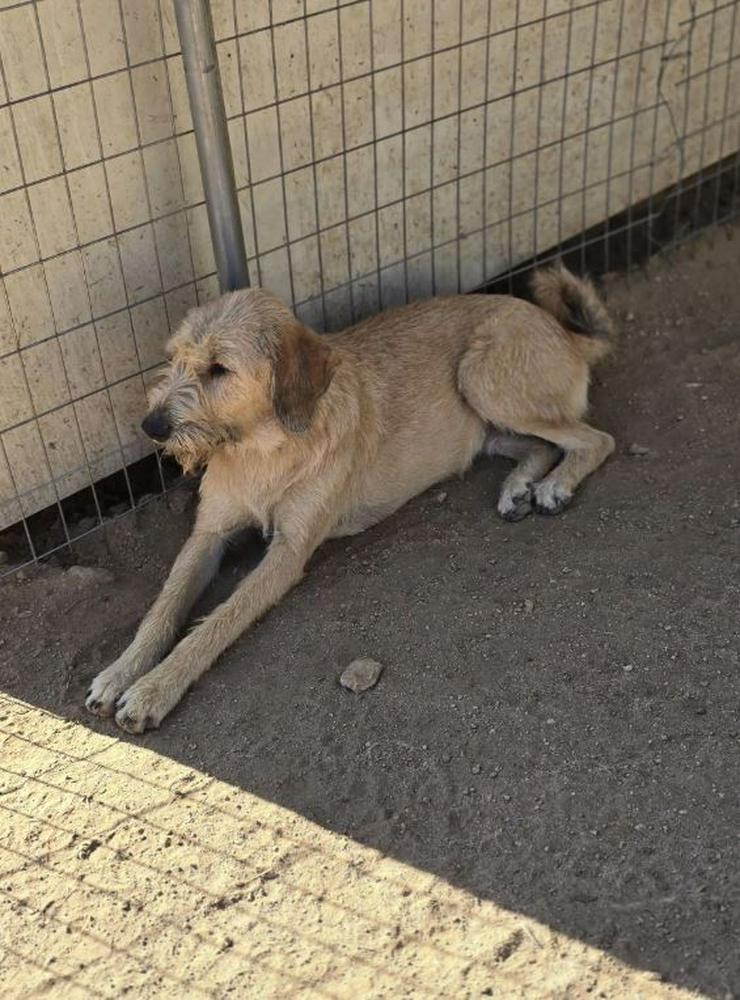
(1, 0), (739, 530)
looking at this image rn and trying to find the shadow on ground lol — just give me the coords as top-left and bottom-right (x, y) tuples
(2, 230), (739, 997)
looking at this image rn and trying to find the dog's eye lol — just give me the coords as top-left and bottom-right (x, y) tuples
(209, 362), (230, 377)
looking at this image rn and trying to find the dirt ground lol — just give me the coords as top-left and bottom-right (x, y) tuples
(1, 225), (738, 998)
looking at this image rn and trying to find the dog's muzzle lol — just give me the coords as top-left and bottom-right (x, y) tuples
(141, 407), (172, 442)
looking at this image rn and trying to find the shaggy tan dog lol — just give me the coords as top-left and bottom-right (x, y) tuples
(86, 265), (615, 732)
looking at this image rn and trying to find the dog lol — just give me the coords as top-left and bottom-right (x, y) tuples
(85, 264), (615, 732)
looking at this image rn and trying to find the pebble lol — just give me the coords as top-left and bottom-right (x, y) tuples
(627, 443), (650, 457)
(523, 598), (534, 614)
(340, 658), (384, 693)
(65, 565), (115, 587)
(623, 663), (634, 672)
(168, 489), (192, 515)
(435, 491), (448, 504)
(625, 311), (635, 322)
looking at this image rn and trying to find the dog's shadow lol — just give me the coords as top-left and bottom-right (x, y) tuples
(192, 527), (268, 618)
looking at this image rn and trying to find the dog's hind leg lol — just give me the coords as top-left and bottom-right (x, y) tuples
(488, 421), (613, 515)
(514, 421), (615, 514)
(459, 319), (612, 516)
(485, 433), (560, 522)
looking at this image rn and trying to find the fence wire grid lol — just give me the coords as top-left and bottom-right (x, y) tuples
(0, 0), (739, 575)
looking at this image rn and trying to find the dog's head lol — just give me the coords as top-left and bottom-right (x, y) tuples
(142, 288), (336, 473)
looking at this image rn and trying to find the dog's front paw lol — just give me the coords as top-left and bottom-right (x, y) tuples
(114, 676), (177, 734)
(533, 479), (573, 515)
(85, 663), (134, 717)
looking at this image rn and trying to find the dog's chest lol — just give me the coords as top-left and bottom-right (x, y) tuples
(201, 450), (289, 534)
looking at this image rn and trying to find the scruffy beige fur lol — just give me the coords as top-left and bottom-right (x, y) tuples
(86, 265), (615, 732)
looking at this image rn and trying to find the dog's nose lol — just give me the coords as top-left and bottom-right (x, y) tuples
(141, 408), (172, 442)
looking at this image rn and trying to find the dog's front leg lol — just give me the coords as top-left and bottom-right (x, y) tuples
(113, 535), (308, 733)
(85, 528), (226, 717)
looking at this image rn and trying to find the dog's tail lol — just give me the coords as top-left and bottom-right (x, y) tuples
(530, 262), (614, 364)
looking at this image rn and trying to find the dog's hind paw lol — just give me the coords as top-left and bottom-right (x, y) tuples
(533, 480), (573, 515)
(498, 483), (534, 522)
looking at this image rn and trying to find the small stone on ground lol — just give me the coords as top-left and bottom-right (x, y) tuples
(340, 658), (384, 692)
(65, 565), (114, 587)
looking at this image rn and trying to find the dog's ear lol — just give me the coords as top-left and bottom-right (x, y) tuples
(273, 321), (336, 432)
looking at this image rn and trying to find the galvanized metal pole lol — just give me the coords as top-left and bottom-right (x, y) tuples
(174, 0), (249, 291)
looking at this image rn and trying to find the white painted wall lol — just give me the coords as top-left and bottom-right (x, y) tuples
(1, 0), (738, 528)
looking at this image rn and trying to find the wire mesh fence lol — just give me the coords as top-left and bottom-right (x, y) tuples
(0, 0), (739, 575)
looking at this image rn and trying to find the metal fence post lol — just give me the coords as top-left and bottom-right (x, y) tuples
(174, 0), (250, 292)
